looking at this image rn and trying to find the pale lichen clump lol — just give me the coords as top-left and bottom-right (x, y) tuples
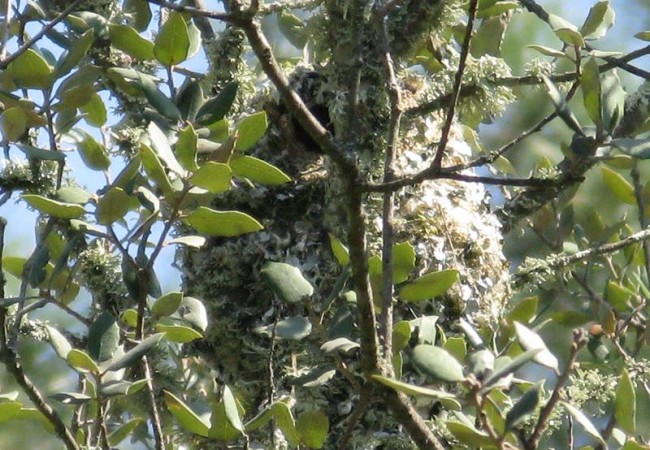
(77, 240), (127, 312)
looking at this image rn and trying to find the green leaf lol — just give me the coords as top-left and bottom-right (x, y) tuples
(272, 403), (299, 446)
(222, 385), (244, 432)
(76, 130), (111, 171)
(1, 106), (27, 141)
(371, 375), (456, 399)
(601, 69), (625, 132)
(527, 44), (567, 58)
(167, 235), (206, 248)
(140, 144), (175, 197)
(55, 29), (94, 77)
(136, 72), (182, 121)
(445, 421), (494, 447)
(507, 296), (538, 324)
(179, 296), (208, 332)
(393, 242), (415, 283)
(476, 0), (518, 18)
(46, 325), (72, 359)
(109, 24), (154, 60)
(399, 269), (459, 302)
(7, 48), (53, 89)
(580, 0), (615, 40)
(563, 401), (606, 445)
(296, 410), (329, 449)
(50, 392), (92, 405)
(196, 81), (238, 125)
(615, 369), (636, 434)
(108, 418), (144, 446)
(328, 233), (350, 267)
(442, 337), (467, 363)
(152, 291), (183, 319)
(260, 261), (314, 303)
(548, 14), (585, 47)
(102, 333), (164, 372)
(146, 122), (185, 175)
(320, 337), (359, 353)
(606, 280), (634, 311)
(82, 93), (108, 126)
(235, 112), (268, 151)
(467, 349), (495, 377)
(413, 315), (438, 345)
(513, 322), (559, 373)
(470, 15), (507, 57)
(612, 138), (650, 159)
(392, 320), (412, 353)
(635, 31), (650, 41)
(154, 11), (190, 66)
(124, 0), (152, 31)
(96, 187), (131, 225)
(164, 391), (209, 437)
(189, 162), (232, 193)
(542, 76), (584, 134)
(184, 207), (263, 237)
(176, 124), (199, 171)
(177, 80), (204, 121)
(16, 144), (66, 162)
(156, 324), (202, 343)
(88, 312), (119, 362)
(209, 400), (241, 441)
(482, 349), (542, 389)
(0, 402), (22, 423)
(601, 167), (636, 205)
(22, 194), (86, 219)
(274, 316), (312, 340)
(230, 155), (292, 186)
(581, 57), (602, 128)
(277, 10), (308, 48)
(67, 349), (100, 373)
(244, 406), (274, 433)
(505, 382), (543, 430)
(56, 187), (93, 205)
(411, 344), (464, 382)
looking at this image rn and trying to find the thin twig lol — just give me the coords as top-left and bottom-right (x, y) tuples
(0, 0), (12, 60)
(374, 7), (402, 368)
(431, 0), (479, 168)
(0, 0), (86, 70)
(146, 0), (233, 21)
(525, 329), (587, 450)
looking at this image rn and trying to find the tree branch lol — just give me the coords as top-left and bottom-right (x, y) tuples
(431, 0), (479, 168)
(0, 0), (86, 70)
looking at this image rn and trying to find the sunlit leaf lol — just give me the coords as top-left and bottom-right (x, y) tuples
(296, 410), (329, 449)
(563, 401), (606, 445)
(601, 167), (636, 205)
(184, 207), (263, 237)
(96, 187), (130, 225)
(513, 322), (559, 373)
(23, 194), (86, 219)
(154, 11), (190, 66)
(615, 369), (636, 434)
(230, 155), (291, 186)
(88, 311), (119, 362)
(109, 24), (155, 60)
(189, 162), (232, 193)
(371, 375), (456, 399)
(235, 112), (268, 151)
(399, 269), (459, 302)
(164, 391), (209, 437)
(580, 0), (615, 40)
(411, 344), (464, 382)
(67, 349), (100, 373)
(260, 261), (313, 303)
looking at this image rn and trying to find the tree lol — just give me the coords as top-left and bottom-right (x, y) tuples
(0, 0), (649, 448)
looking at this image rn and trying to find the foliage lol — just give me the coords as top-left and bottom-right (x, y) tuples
(0, 0), (648, 449)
